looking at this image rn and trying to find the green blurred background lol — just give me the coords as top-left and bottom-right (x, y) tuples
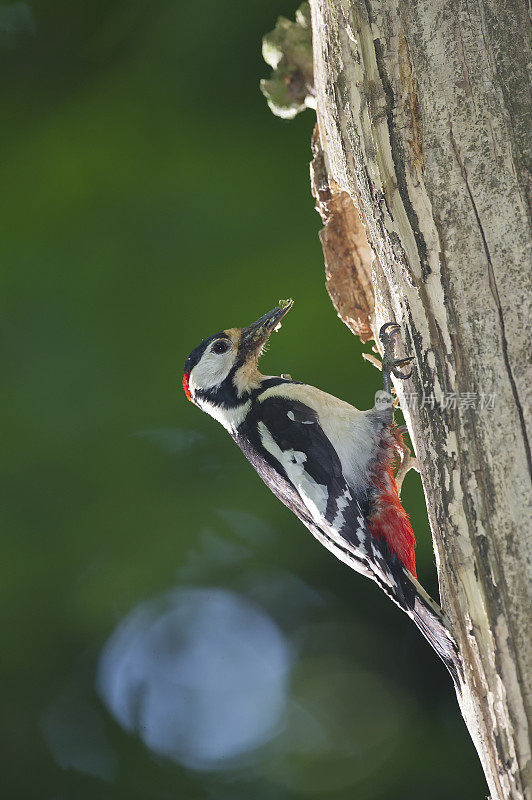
(1, 1), (486, 798)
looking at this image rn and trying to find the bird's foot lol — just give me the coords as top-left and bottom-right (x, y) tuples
(379, 322), (413, 395)
(393, 435), (420, 496)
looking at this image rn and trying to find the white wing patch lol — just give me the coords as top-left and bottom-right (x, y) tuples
(331, 488), (351, 531)
(258, 421), (329, 522)
(355, 512), (368, 555)
(287, 410), (313, 424)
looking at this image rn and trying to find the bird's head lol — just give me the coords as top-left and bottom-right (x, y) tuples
(183, 300), (293, 416)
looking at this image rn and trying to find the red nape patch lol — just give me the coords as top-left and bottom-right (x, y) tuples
(182, 371), (192, 401)
(368, 466), (417, 577)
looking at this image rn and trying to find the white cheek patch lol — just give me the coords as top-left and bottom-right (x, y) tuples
(258, 422), (329, 522)
(190, 348), (234, 392)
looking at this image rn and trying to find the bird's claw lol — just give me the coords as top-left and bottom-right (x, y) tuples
(392, 357), (414, 381)
(379, 322), (401, 348)
(379, 322), (413, 397)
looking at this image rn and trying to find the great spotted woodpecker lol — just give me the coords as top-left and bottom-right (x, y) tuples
(183, 300), (461, 684)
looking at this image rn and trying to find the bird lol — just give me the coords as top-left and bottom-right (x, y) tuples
(182, 299), (461, 685)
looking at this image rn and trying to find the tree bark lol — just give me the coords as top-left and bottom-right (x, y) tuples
(306, 1), (532, 798)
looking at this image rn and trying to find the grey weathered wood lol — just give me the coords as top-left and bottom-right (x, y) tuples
(309, 0), (532, 798)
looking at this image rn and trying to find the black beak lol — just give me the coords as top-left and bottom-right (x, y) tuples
(240, 299), (294, 356)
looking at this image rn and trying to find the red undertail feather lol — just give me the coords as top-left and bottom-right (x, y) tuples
(182, 371), (192, 401)
(368, 462), (417, 578)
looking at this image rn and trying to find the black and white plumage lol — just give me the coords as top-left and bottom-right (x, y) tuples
(182, 301), (461, 685)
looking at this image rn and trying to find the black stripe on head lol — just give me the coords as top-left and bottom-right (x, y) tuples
(195, 378), (240, 408)
(183, 331), (230, 374)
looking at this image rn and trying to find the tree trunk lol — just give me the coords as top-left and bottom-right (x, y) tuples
(303, 1), (532, 798)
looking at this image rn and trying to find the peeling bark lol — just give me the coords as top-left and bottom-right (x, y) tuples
(306, 1), (532, 798)
(310, 126), (375, 341)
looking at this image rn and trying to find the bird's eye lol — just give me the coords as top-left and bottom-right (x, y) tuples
(213, 340), (229, 354)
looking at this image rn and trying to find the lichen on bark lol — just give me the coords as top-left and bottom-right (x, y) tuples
(260, 2), (314, 119)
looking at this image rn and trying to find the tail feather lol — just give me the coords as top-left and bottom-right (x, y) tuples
(405, 571), (463, 688)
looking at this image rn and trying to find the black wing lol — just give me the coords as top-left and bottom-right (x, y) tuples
(245, 395), (362, 527)
(238, 395), (411, 602)
(238, 394), (391, 589)
(236, 393), (462, 683)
